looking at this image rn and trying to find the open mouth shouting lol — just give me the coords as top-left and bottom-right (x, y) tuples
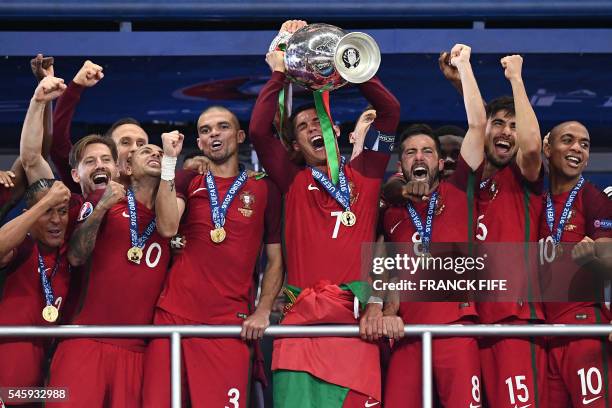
(310, 135), (325, 152)
(91, 170), (110, 187)
(411, 163), (429, 182)
(493, 138), (513, 157)
(147, 158), (161, 168)
(211, 140), (223, 151)
(565, 154), (582, 169)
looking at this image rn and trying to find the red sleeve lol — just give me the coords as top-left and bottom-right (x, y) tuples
(51, 82), (84, 194)
(175, 169), (197, 201)
(583, 183), (612, 240)
(0, 185), (12, 219)
(510, 159), (544, 195)
(348, 77), (401, 178)
(248, 72), (300, 193)
(263, 178), (282, 244)
(449, 154), (484, 191)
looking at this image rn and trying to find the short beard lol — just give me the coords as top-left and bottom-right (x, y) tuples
(485, 148), (513, 169)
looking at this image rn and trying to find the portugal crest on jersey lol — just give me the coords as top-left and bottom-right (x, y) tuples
(239, 191), (255, 218)
(77, 201), (94, 222)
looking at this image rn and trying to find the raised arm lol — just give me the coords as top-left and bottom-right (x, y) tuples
(67, 180), (125, 266)
(357, 77), (400, 136)
(249, 52), (299, 193)
(51, 60), (104, 192)
(451, 44), (486, 171)
(20, 76), (66, 183)
(155, 131), (187, 238)
(502, 55), (542, 182)
(0, 181), (70, 265)
(241, 243), (284, 341)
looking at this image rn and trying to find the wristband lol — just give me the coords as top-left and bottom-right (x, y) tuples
(367, 296), (384, 305)
(161, 156), (177, 181)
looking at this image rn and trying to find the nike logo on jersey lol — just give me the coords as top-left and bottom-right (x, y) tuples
(307, 183), (320, 191)
(191, 187), (208, 196)
(582, 396), (602, 405)
(122, 211), (129, 218)
(389, 220), (403, 234)
(364, 401), (379, 407)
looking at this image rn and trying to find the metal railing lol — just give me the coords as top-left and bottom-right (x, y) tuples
(1, 324), (611, 408)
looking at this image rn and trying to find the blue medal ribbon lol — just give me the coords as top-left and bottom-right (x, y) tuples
(37, 251), (59, 307)
(406, 191), (439, 254)
(545, 176), (584, 245)
(309, 157), (352, 212)
(479, 178), (491, 190)
(127, 189), (157, 249)
(205, 167), (249, 229)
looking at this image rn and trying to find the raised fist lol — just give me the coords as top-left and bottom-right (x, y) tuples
(33, 76), (66, 103)
(280, 20), (307, 34)
(73, 60), (104, 87)
(501, 55), (523, 81)
(449, 44), (471, 68)
(98, 180), (126, 211)
(402, 180), (430, 200)
(438, 51), (460, 83)
(266, 51), (286, 73)
(43, 181), (71, 208)
(30, 54), (54, 82)
(161, 131), (185, 158)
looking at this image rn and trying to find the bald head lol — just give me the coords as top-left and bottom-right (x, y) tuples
(198, 106), (240, 130)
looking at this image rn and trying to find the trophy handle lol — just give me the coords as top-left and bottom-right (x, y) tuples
(334, 32), (381, 84)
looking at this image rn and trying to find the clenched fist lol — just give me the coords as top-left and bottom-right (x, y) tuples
(501, 55), (523, 81)
(30, 54), (54, 82)
(402, 180), (430, 200)
(449, 43), (472, 68)
(266, 51), (286, 73)
(73, 60), (104, 87)
(98, 180), (126, 211)
(42, 181), (71, 208)
(33, 76), (66, 103)
(438, 51), (460, 83)
(280, 20), (307, 34)
(161, 131), (185, 158)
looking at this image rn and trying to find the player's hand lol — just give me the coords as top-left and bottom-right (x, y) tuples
(73, 60), (104, 87)
(280, 20), (307, 34)
(381, 315), (405, 341)
(349, 110), (377, 144)
(266, 51), (286, 73)
(360, 303), (384, 342)
(572, 236), (597, 266)
(183, 156), (210, 174)
(402, 180), (430, 201)
(161, 130), (184, 158)
(501, 55), (523, 82)
(241, 309), (270, 341)
(33, 76), (66, 103)
(42, 181), (71, 208)
(0, 170), (15, 188)
(30, 54), (54, 82)
(438, 51), (461, 83)
(98, 180), (126, 211)
(449, 44), (471, 69)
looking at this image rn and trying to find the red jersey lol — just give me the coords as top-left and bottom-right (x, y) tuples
(0, 236), (70, 326)
(383, 156), (479, 324)
(249, 71), (400, 288)
(157, 173), (281, 324)
(539, 181), (612, 323)
(72, 199), (170, 351)
(476, 160), (545, 323)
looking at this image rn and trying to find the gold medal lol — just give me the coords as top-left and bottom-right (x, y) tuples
(210, 227), (226, 244)
(42, 305), (59, 323)
(127, 246), (143, 264)
(340, 211), (357, 227)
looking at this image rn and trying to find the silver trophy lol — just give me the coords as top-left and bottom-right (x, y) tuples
(273, 23), (381, 91)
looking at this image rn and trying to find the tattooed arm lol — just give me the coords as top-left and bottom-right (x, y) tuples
(67, 181), (125, 266)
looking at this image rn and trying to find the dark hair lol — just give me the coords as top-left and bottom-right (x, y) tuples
(69, 134), (118, 169)
(198, 105), (240, 130)
(486, 96), (515, 119)
(104, 117), (142, 138)
(284, 103), (316, 143)
(24, 178), (56, 208)
(433, 125), (465, 138)
(397, 123), (441, 155)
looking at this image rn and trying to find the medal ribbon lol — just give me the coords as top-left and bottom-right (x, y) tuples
(205, 168), (249, 229)
(545, 176), (584, 245)
(479, 178), (491, 190)
(310, 156), (351, 211)
(37, 251), (59, 307)
(313, 90), (340, 185)
(127, 189), (157, 249)
(406, 191), (439, 254)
